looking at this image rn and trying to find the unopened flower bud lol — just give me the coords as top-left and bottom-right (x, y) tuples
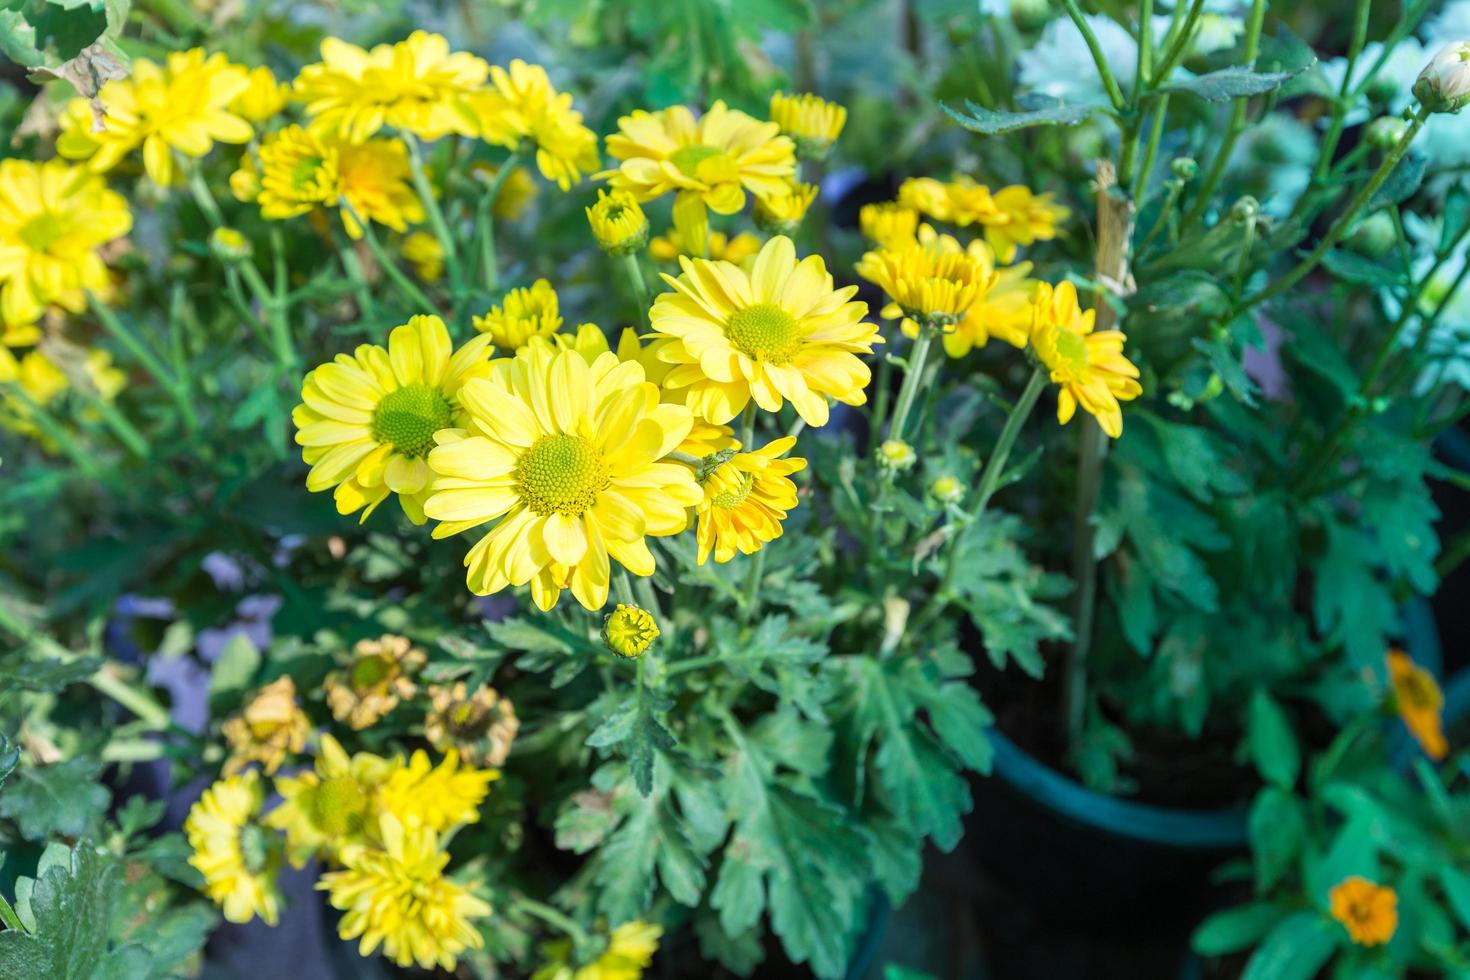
(1170, 157), (1199, 181)
(930, 474), (964, 504)
(209, 227), (254, 263)
(1415, 42), (1470, 114)
(1349, 211), (1397, 258)
(754, 181), (818, 236)
(586, 190), (649, 256)
(603, 603), (659, 659)
(878, 439), (916, 471)
(1230, 196), (1259, 224)
(1366, 116), (1410, 151)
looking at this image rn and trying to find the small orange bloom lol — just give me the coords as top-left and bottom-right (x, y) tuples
(1387, 648), (1447, 760)
(1329, 876), (1397, 947)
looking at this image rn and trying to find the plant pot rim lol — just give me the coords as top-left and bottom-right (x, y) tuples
(986, 597), (1441, 850)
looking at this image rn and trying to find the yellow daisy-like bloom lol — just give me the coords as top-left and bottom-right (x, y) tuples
(603, 603), (660, 658)
(897, 177), (956, 221)
(0, 159), (132, 328)
(754, 180), (818, 235)
(648, 228), (761, 265)
(856, 231), (997, 330)
(471, 161), (539, 219)
(586, 189), (650, 256)
(294, 315), (493, 524)
(650, 235), (879, 426)
(232, 127), (425, 239)
(325, 634), (426, 730)
(532, 920), (663, 980)
(610, 328), (737, 457)
(294, 31), (488, 143)
(232, 65), (289, 123)
(403, 231), (444, 281)
(266, 734), (401, 866)
(601, 102), (794, 252)
(0, 347), (67, 440)
(1030, 281), (1141, 439)
(891, 228), (1037, 355)
(378, 748), (498, 832)
(423, 343), (701, 611)
(1330, 877), (1398, 947)
(695, 436), (806, 564)
(221, 676), (310, 776)
(473, 279), (563, 351)
(185, 771), (282, 926)
(859, 202), (920, 250)
(769, 91), (847, 160)
(981, 185), (1070, 263)
(475, 60), (601, 190)
(424, 683), (519, 768)
(1387, 648), (1447, 760)
(319, 813), (491, 971)
(57, 49), (252, 187)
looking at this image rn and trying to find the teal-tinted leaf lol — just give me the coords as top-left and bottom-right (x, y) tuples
(1162, 65), (1309, 103)
(1441, 184), (1470, 253)
(1248, 788), (1306, 891)
(0, 758), (110, 841)
(1239, 910), (1340, 980)
(1440, 867), (1470, 933)
(1193, 902), (1288, 956)
(0, 654), (103, 693)
(0, 734), (18, 790)
(0, 843), (126, 980)
(940, 98), (1094, 135)
(1247, 691), (1300, 789)
(1369, 154), (1426, 211)
(1322, 248), (1405, 290)
(1312, 522), (1397, 667)
(1191, 335), (1259, 406)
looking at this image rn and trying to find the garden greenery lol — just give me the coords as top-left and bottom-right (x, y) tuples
(3, 0), (1470, 978)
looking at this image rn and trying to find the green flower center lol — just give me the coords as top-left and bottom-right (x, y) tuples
(1050, 329), (1090, 374)
(290, 155), (327, 191)
(351, 654), (394, 690)
(238, 823), (270, 874)
(725, 303), (803, 364)
(515, 434), (610, 517)
(669, 144), (724, 176)
(312, 775), (368, 838)
(372, 383), (453, 458)
(710, 471), (755, 510)
(19, 214), (66, 253)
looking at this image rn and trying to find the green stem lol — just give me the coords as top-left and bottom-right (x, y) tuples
(1132, 93), (1169, 201)
(739, 400), (758, 451)
(237, 261), (296, 372)
(868, 354), (894, 454)
(1135, 0), (1154, 88)
(80, 392), (149, 459)
(88, 294), (178, 390)
(913, 368), (1048, 630)
(512, 895), (590, 946)
(477, 147), (528, 295)
(342, 200), (439, 313)
(1151, 0), (1206, 82)
(403, 134), (462, 297)
(622, 253), (652, 330)
(740, 550), (766, 625)
(3, 385), (103, 479)
(1063, 417), (1107, 748)
(885, 325), (935, 445)
(0, 892), (23, 933)
(1060, 0), (1128, 112)
(1180, 0), (1267, 228)
(665, 652), (724, 676)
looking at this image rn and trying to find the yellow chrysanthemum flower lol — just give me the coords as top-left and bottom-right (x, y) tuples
(0, 159), (132, 327)
(897, 177), (955, 221)
(56, 49), (252, 187)
(532, 920), (663, 980)
(603, 603), (660, 658)
(475, 60), (601, 190)
(981, 185), (1071, 263)
(600, 102), (794, 252)
(294, 31), (488, 143)
(0, 347), (66, 440)
(769, 91), (847, 160)
(423, 343), (701, 611)
(859, 201), (920, 250)
(1387, 648), (1447, 759)
(1330, 877), (1398, 947)
(319, 814), (492, 971)
(930, 474), (964, 504)
(650, 235), (879, 426)
(424, 683), (519, 768)
(648, 228), (761, 265)
(878, 438), (916, 471)
(266, 734), (401, 866)
(696, 436), (806, 564)
(856, 231), (998, 329)
(889, 228), (1037, 355)
(609, 328), (737, 457)
(325, 634), (426, 730)
(1030, 281), (1141, 439)
(473, 279), (563, 350)
(232, 126), (424, 239)
(586, 190), (649, 256)
(221, 676), (310, 776)
(293, 315), (493, 524)
(378, 747), (498, 832)
(232, 65), (290, 123)
(185, 771), (282, 926)
(403, 231), (444, 281)
(754, 180), (818, 235)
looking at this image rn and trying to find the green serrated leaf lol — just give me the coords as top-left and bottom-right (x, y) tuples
(1369, 154), (1426, 211)
(1161, 64), (1309, 103)
(1239, 910), (1341, 980)
(0, 758), (111, 841)
(0, 843), (139, 980)
(940, 98), (1094, 135)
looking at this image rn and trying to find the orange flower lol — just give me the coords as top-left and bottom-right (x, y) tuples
(1387, 648), (1447, 760)
(1329, 876), (1397, 947)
